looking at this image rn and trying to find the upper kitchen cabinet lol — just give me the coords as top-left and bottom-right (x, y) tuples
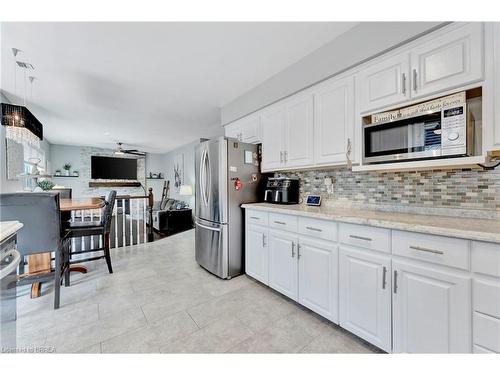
(313, 75), (355, 165)
(410, 23), (483, 99)
(224, 113), (261, 144)
(261, 103), (287, 171)
(358, 23), (484, 114)
(261, 92), (314, 172)
(358, 53), (410, 113)
(494, 23), (500, 148)
(284, 92), (315, 168)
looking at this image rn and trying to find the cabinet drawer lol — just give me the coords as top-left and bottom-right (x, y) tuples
(269, 213), (298, 232)
(473, 279), (500, 319)
(339, 223), (390, 253)
(471, 241), (500, 277)
(473, 312), (500, 353)
(392, 231), (469, 270)
(298, 217), (337, 242)
(246, 210), (269, 226)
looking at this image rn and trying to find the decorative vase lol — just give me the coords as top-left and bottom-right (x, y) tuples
(64, 169), (70, 176)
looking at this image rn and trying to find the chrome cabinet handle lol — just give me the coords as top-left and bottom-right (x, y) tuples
(349, 234), (372, 242)
(402, 73), (407, 94)
(346, 138), (352, 169)
(382, 266), (387, 290)
(291, 242), (295, 258)
(393, 270), (398, 294)
(274, 221), (286, 225)
(305, 226), (322, 232)
(262, 234), (267, 247)
(284, 151), (288, 163)
(412, 69), (417, 91)
(409, 245), (444, 255)
(297, 243), (301, 259)
(280, 151), (283, 163)
(250, 216), (260, 220)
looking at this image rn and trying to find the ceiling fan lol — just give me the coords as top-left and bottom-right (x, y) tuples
(114, 142), (146, 157)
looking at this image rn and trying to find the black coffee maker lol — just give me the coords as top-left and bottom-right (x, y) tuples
(263, 177), (300, 204)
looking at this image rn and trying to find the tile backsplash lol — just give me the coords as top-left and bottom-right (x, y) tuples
(281, 167), (500, 219)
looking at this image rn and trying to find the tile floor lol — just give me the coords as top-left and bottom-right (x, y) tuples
(10, 230), (381, 354)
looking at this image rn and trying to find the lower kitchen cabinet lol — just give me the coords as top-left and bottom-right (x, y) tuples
(339, 246), (392, 352)
(268, 229), (299, 301)
(298, 236), (338, 323)
(392, 260), (471, 353)
(245, 224), (269, 285)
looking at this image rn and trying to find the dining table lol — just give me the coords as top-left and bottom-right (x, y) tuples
(28, 197), (106, 298)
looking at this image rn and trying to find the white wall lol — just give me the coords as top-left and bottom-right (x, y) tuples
(221, 22), (445, 124)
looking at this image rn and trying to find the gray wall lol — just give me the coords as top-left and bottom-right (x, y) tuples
(50, 144), (146, 197)
(221, 22), (445, 124)
(162, 140), (201, 209)
(145, 153), (166, 200)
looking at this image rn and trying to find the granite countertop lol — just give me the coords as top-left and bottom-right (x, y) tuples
(0, 221), (24, 243)
(241, 203), (500, 244)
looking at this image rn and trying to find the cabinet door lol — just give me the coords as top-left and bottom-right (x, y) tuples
(261, 104), (286, 171)
(224, 122), (242, 141)
(245, 224), (269, 285)
(357, 53), (410, 113)
(494, 23), (500, 148)
(239, 114), (261, 144)
(392, 260), (471, 353)
(339, 246), (392, 352)
(268, 229), (298, 301)
(313, 76), (355, 166)
(298, 236), (338, 323)
(284, 93), (314, 168)
(410, 23), (483, 99)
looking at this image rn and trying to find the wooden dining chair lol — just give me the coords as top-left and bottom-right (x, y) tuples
(0, 192), (71, 309)
(63, 190), (116, 282)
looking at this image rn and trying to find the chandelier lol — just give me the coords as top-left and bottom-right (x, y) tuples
(1, 103), (43, 144)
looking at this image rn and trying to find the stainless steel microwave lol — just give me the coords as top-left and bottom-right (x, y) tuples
(363, 92), (474, 164)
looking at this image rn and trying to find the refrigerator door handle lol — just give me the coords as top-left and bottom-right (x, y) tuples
(195, 221), (221, 232)
(199, 148), (211, 207)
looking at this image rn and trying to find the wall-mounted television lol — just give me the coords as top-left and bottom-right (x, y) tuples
(91, 156), (137, 180)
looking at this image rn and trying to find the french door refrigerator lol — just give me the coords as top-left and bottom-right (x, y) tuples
(195, 137), (260, 279)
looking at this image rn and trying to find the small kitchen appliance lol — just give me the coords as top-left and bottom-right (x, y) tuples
(263, 177), (300, 204)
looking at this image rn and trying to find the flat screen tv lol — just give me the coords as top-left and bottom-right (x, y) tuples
(91, 156), (137, 180)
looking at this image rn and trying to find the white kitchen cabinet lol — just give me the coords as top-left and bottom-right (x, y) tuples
(284, 93), (315, 168)
(313, 75), (355, 165)
(224, 114), (261, 144)
(339, 246), (392, 352)
(357, 53), (410, 113)
(410, 22), (483, 99)
(392, 259), (471, 353)
(298, 236), (338, 323)
(245, 224), (269, 285)
(268, 229), (298, 301)
(494, 23), (500, 147)
(261, 103), (286, 171)
(224, 122), (242, 140)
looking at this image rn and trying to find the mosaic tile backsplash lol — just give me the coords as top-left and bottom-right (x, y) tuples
(281, 167), (500, 219)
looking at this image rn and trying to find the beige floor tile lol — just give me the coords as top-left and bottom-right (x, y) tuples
(159, 317), (253, 353)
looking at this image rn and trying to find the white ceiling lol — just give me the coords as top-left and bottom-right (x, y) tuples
(1, 22), (357, 153)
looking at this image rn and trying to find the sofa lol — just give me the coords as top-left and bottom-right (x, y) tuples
(150, 198), (193, 235)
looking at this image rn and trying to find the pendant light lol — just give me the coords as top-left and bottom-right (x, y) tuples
(1, 48), (43, 144)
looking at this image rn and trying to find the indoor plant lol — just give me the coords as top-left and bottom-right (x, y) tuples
(37, 180), (55, 191)
(63, 163), (71, 176)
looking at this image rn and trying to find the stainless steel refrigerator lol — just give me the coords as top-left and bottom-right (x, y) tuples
(195, 137), (260, 279)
